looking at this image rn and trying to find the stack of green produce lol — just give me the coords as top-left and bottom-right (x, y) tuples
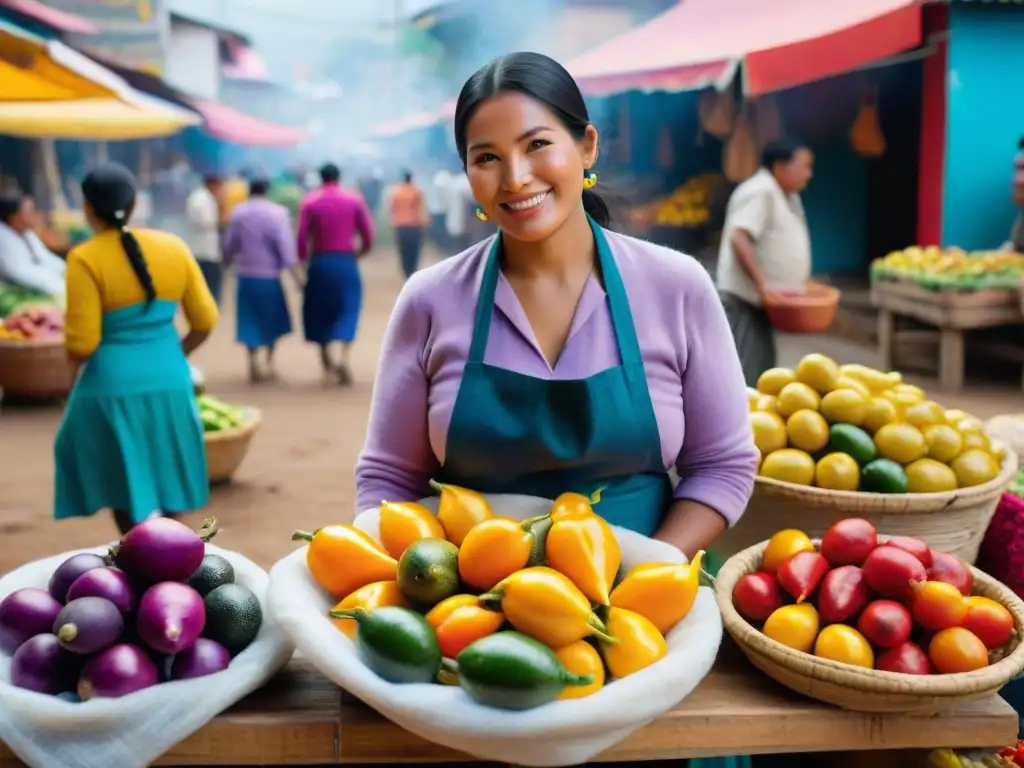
(0, 282), (57, 318)
(197, 394), (246, 433)
(870, 246), (1024, 291)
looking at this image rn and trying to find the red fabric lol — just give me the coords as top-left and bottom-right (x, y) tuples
(195, 100), (304, 148)
(0, 0), (97, 34)
(566, 0), (923, 97)
(979, 493), (1024, 593)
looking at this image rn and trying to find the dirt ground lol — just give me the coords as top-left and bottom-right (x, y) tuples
(1, 246), (1021, 573)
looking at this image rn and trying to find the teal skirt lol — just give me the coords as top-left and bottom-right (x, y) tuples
(54, 300), (209, 524)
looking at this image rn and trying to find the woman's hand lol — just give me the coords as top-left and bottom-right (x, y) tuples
(654, 500), (727, 561)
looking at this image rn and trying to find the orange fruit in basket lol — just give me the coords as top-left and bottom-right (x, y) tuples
(554, 640), (605, 699)
(762, 529), (815, 574)
(908, 580), (967, 631)
(961, 596), (1015, 650)
(763, 603), (819, 653)
(813, 624), (874, 668)
(928, 627), (990, 674)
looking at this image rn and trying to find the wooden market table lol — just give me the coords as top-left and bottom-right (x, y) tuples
(872, 279), (1024, 392)
(0, 641), (1018, 767)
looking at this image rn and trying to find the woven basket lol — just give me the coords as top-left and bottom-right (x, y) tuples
(715, 537), (1024, 713)
(986, 415), (1024, 468)
(763, 283), (840, 334)
(715, 450), (1018, 565)
(0, 338), (73, 399)
(205, 407), (262, 483)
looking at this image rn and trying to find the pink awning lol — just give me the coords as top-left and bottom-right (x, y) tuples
(0, 0), (98, 35)
(366, 98), (457, 139)
(566, 0), (923, 97)
(195, 100), (305, 148)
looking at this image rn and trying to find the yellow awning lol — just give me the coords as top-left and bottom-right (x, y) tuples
(0, 20), (126, 101)
(0, 93), (202, 140)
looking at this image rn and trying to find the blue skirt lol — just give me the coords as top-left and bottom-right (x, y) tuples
(54, 301), (209, 524)
(303, 252), (362, 344)
(237, 276), (292, 349)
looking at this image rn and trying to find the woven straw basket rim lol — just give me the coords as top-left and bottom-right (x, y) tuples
(753, 449), (1018, 512)
(715, 538), (1024, 698)
(0, 336), (64, 350)
(204, 406), (262, 445)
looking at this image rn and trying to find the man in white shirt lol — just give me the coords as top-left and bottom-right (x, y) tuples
(0, 191), (65, 298)
(429, 167), (452, 250)
(185, 175), (223, 304)
(717, 137), (814, 385)
(444, 171), (473, 254)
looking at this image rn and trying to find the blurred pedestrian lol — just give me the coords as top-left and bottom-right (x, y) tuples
(297, 163), (374, 385)
(0, 191), (65, 297)
(444, 170), (474, 253)
(185, 174), (223, 303)
(54, 162), (217, 534)
(223, 178), (303, 384)
(389, 170), (428, 279)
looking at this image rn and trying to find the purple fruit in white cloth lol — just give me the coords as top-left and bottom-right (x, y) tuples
(66, 567), (138, 615)
(48, 553), (107, 603)
(0, 588), (63, 655)
(136, 582), (205, 654)
(109, 517), (218, 584)
(10, 634), (82, 694)
(53, 597), (124, 654)
(170, 638), (230, 680)
(78, 644), (159, 700)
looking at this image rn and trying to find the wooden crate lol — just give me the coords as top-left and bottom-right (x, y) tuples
(871, 279), (1022, 329)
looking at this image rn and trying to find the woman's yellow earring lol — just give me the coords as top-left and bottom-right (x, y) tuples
(583, 171), (598, 190)
(474, 206), (489, 222)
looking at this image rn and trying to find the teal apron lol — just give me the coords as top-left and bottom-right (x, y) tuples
(436, 218), (748, 768)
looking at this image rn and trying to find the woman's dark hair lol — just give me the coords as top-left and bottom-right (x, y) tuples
(249, 178), (270, 196)
(319, 163), (340, 184)
(453, 51), (609, 228)
(81, 162), (156, 305)
(761, 138), (809, 170)
(0, 190), (25, 226)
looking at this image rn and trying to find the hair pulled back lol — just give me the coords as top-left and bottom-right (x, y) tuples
(453, 51), (609, 228)
(0, 190), (24, 227)
(81, 163), (156, 305)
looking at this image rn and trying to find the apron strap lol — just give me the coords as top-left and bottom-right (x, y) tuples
(467, 237), (502, 364)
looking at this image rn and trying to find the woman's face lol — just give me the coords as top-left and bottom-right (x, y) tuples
(464, 92), (597, 242)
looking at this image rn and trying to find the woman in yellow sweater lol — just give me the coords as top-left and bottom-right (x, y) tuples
(54, 163), (219, 534)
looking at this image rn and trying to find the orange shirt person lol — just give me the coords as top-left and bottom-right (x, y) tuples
(389, 170), (428, 280)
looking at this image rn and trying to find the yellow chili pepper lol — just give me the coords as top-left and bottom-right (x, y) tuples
(328, 581), (408, 639)
(292, 525), (397, 598)
(549, 489), (603, 522)
(599, 606), (667, 679)
(554, 640), (605, 699)
(609, 550), (705, 635)
(378, 501), (445, 559)
(429, 479), (494, 546)
(479, 566), (613, 648)
(545, 513), (621, 605)
(457, 517), (534, 591)
(425, 594), (480, 627)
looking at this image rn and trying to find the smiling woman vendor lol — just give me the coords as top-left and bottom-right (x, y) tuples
(357, 50), (757, 573)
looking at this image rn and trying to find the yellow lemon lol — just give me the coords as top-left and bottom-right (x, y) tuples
(762, 529), (814, 573)
(950, 449), (1000, 488)
(835, 376), (872, 399)
(893, 383), (927, 399)
(957, 418), (985, 435)
(961, 430), (991, 453)
(795, 353), (840, 395)
(819, 388), (869, 426)
(776, 382), (821, 418)
(862, 397), (899, 435)
(839, 364), (895, 394)
(815, 453), (861, 491)
(756, 394), (779, 415)
(880, 389), (923, 416)
(751, 411), (787, 455)
(885, 371), (903, 387)
(944, 409), (970, 424)
(922, 423), (964, 464)
(786, 410), (830, 453)
(904, 400), (946, 430)
(990, 439), (1008, 463)
(747, 387), (762, 409)
(905, 458), (958, 493)
(759, 449), (816, 486)
(814, 625), (873, 668)
(757, 367), (797, 396)
(763, 604), (820, 653)
(874, 422), (926, 465)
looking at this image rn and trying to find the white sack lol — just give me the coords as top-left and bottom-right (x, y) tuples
(268, 494), (722, 767)
(0, 543), (295, 768)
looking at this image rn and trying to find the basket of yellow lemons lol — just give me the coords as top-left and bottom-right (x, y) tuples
(717, 354), (1017, 564)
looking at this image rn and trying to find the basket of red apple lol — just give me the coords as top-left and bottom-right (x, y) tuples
(714, 517), (1024, 713)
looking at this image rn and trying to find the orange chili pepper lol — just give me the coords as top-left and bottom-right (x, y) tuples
(379, 500), (446, 559)
(545, 512), (621, 605)
(457, 517), (548, 591)
(479, 566), (613, 648)
(292, 525), (397, 598)
(429, 479), (494, 546)
(609, 551), (704, 635)
(549, 489), (603, 522)
(599, 606), (667, 679)
(554, 640), (605, 699)
(328, 581), (408, 639)
(430, 604), (505, 658)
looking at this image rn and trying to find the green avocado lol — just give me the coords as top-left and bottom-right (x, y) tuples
(860, 458), (909, 494)
(828, 423), (878, 467)
(332, 606), (442, 684)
